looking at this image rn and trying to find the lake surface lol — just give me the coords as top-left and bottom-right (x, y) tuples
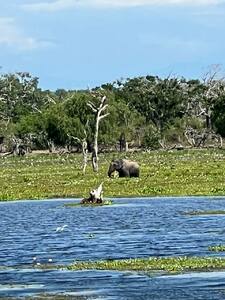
(1, 197), (225, 299)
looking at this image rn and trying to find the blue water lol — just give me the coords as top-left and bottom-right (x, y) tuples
(1, 197), (225, 299)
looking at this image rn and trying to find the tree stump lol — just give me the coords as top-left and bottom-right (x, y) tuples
(81, 183), (103, 204)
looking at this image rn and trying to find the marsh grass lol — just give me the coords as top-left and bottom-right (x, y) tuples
(2, 149), (225, 201)
(34, 256), (225, 273)
(208, 245), (225, 252)
(67, 256), (225, 273)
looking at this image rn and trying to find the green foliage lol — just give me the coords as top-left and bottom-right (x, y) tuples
(142, 124), (161, 149)
(208, 245), (225, 252)
(1, 71), (225, 150)
(16, 113), (46, 137)
(117, 76), (185, 131)
(0, 72), (45, 122)
(1, 149), (225, 201)
(163, 117), (204, 145)
(67, 256), (225, 273)
(64, 92), (93, 125)
(212, 94), (225, 137)
(44, 103), (71, 145)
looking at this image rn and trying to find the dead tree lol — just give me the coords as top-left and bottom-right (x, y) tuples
(81, 182), (103, 204)
(184, 126), (222, 148)
(119, 132), (126, 152)
(201, 65), (225, 129)
(47, 139), (55, 153)
(87, 95), (109, 172)
(184, 127), (207, 148)
(0, 136), (4, 153)
(3, 137), (26, 156)
(68, 129), (88, 174)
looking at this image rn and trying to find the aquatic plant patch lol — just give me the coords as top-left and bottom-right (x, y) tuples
(2, 149), (225, 200)
(67, 256), (225, 273)
(208, 245), (225, 252)
(64, 199), (113, 207)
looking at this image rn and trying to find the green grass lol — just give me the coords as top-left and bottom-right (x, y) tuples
(67, 256), (225, 273)
(2, 149), (225, 201)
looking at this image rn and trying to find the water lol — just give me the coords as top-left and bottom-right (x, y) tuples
(1, 197), (225, 299)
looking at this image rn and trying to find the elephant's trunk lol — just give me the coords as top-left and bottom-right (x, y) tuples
(108, 164), (114, 177)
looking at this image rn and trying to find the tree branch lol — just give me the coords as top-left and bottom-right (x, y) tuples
(87, 101), (97, 113)
(99, 113), (110, 120)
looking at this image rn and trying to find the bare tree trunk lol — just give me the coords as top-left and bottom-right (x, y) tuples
(220, 136), (223, 148)
(92, 115), (99, 172)
(125, 142), (129, 152)
(88, 95), (109, 173)
(48, 140), (55, 153)
(81, 182), (104, 204)
(205, 108), (212, 129)
(68, 131), (88, 174)
(91, 149), (98, 172)
(184, 132), (195, 147)
(119, 132), (126, 152)
(82, 139), (88, 174)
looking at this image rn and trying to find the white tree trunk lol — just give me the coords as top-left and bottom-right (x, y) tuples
(82, 140), (88, 174)
(92, 116), (99, 172)
(88, 95), (109, 173)
(68, 132), (88, 174)
(81, 182), (104, 204)
(90, 182), (103, 201)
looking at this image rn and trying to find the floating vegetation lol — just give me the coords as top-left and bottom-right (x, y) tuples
(2, 149), (225, 201)
(64, 199), (113, 207)
(185, 210), (225, 216)
(67, 256), (225, 273)
(208, 245), (225, 252)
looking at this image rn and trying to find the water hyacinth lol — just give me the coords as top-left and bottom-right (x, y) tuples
(208, 245), (225, 252)
(1, 149), (225, 201)
(67, 256), (225, 273)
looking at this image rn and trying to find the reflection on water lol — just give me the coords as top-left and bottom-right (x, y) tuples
(1, 197), (225, 299)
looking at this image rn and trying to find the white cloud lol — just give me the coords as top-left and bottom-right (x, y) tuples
(22, 0), (225, 12)
(0, 17), (52, 50)
(22, 0), (76, 12)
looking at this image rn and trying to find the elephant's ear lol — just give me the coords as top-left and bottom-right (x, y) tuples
(117, 159), (124, 169)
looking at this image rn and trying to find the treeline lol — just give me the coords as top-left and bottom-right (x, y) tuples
(1, 67), (225, 152)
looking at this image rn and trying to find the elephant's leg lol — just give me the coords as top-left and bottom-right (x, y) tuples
(119, 169), (129, 177)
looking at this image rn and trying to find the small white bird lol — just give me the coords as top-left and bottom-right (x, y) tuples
(56, 224), (68, 232)
(48, 258), (53, 262)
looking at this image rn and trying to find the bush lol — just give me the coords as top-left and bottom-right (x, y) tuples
(142, 125), (160, 149)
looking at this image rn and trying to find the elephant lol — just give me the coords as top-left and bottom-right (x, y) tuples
(108, 159), (140, 178)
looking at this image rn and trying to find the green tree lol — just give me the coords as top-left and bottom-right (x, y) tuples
(0, 72), (45, 123)
(116, 76), (185, 132)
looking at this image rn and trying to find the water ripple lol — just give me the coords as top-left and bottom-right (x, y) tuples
(1, 197), (225, 298)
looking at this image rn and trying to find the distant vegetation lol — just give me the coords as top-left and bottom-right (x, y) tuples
(2, 149), (225, 201)
(1, 67), (225, 200)
(1, 65), (225, 154)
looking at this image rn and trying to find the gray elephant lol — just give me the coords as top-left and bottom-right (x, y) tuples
(108, 159), (140, 178)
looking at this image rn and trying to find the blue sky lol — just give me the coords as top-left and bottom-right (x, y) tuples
(1, 0), (225, 90)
